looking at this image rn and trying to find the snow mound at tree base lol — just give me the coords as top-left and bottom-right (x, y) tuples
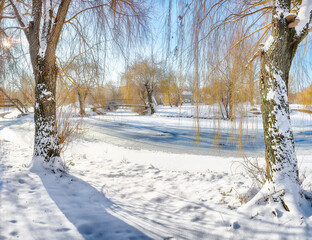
(30, 156), (68, 174)
(236, 181), (312, 226)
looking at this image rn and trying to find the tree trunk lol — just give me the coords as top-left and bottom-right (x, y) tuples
(9, 0), (71, 172)
(147, 92), (155, 114)
(145, 83), (155, 114)
(228, 84), (234, 121)
(33, 58), (61, 170)
(77, 89), (86, 116)
(237, 1), (312, 218)
(259, 2), (302, 199)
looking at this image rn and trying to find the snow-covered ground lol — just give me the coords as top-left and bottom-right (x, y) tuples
(1, 105), (312, 239)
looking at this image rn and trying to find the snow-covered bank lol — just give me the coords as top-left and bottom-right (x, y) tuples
(1, 107), (312, 239)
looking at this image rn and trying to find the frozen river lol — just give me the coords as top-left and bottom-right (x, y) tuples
(84, 109), (312, 158)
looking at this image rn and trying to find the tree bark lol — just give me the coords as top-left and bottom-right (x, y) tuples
(145, 82), (155, 114)
(77, 88), (87, 116)
(33, 57), (60, 164)
(259, 0), (303, 191)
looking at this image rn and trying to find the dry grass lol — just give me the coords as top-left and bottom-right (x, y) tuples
(235, 156), (312, 205)
(55, 108), (83, 155)
(238, 156), (267, 188)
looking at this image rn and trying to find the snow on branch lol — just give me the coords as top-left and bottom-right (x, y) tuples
(295, 0), (312, 35)
(39, 0), (53, 58)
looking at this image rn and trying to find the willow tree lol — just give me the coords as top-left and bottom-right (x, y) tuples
(183, 0), (312, 214)
(59, 57), (99, 116)
(4, 0), (148, 172)
(256, 0), (312, 212)
(121, 59), (159, 114)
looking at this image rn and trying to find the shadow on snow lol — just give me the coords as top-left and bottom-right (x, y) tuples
(38, 171), (152, 240)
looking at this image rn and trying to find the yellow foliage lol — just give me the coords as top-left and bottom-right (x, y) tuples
(294, 85), (312, 105)
(158, 73), (183, 106)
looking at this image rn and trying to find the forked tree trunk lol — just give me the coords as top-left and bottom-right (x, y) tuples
(9, 0), (71, 171)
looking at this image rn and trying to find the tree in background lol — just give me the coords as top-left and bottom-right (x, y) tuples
(59, 56), (99, 116)
(158, 70), (184, 107)
(294, 84), (312, 105)
(15, 73), (35, 106)
(202, 24), (257, 120)
(121, 59), (161, 114)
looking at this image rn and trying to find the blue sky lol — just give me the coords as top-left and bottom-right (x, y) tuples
(1, 0), (312, 91)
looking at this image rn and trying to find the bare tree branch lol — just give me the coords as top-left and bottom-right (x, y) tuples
(8, 0), (29, 39)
